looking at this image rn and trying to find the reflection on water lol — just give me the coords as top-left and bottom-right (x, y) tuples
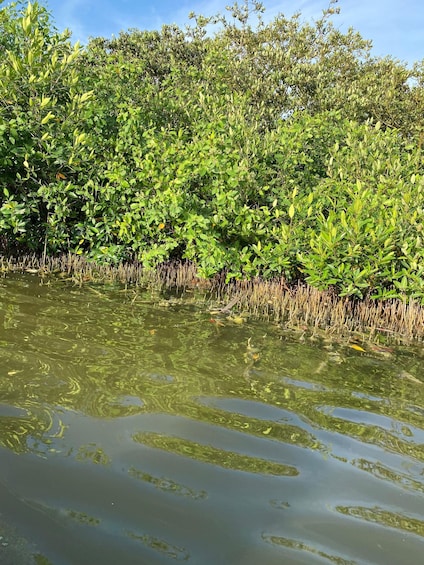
(262, 534), (358, 565)
(128, 466), (207, 500)
(0, 274), (423, 565)
(336, 505), (424, 537)
(132, 431), (299, 476)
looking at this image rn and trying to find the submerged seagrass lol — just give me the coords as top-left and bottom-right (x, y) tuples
(1, 253), (423, 342)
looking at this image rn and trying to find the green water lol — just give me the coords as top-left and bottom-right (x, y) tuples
(0, 274), (423, 565)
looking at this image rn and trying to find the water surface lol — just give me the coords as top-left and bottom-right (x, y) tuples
(0, 274), (423, 564)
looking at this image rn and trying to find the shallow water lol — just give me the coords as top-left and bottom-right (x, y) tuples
(0, 274), (423, 565)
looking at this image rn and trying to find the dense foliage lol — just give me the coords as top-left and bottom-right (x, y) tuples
(1, 0), (424, 299)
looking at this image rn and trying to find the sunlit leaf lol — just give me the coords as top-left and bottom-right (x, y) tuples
(349, 344), (365, 352)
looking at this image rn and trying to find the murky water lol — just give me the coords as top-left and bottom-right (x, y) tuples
(0, 274), (423, 565)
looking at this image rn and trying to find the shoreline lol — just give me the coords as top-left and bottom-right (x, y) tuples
(1, 253), (423, 343)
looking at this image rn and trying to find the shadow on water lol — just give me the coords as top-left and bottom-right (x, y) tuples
(0, 274), (423, 564)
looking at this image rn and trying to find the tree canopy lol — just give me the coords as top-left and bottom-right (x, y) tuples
(1, 1), (423, 299)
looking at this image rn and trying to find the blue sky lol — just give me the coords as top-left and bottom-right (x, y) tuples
(45, 0), (423, 66)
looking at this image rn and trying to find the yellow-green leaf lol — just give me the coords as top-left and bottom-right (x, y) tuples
(340, 210), (348, 229)
(40, 96), (51, 109)
(41, 111), (55, 124)
(74, 133), (86, 146)
(22, 15), (31, 33)
(80, 90), (94, 103)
